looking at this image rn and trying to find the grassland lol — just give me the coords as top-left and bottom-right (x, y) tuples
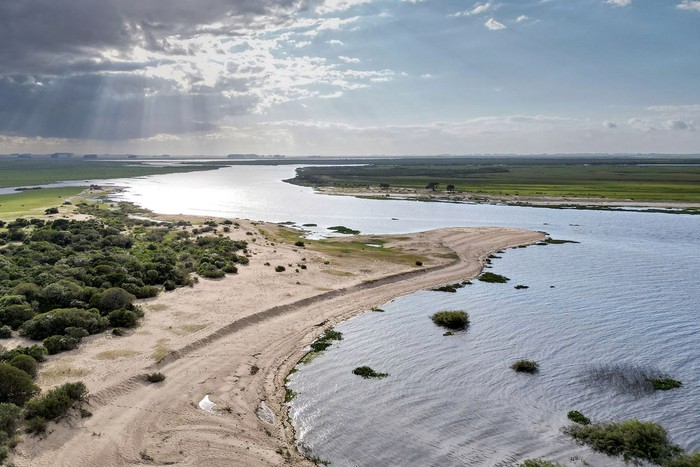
(287, 158), (700, 203)
(0, 158), (223, 188)
(0, 187), (84, 219)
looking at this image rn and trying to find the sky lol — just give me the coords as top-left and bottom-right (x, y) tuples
(0, 0), (699, 156)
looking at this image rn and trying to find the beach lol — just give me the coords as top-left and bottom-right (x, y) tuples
(10, 217), (543, 466)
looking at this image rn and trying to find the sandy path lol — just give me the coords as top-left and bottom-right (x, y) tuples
(13, 226), (543, 467)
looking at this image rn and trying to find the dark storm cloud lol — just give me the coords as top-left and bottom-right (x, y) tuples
(0, 0), (312, 75)
(0, 0), (317, 139)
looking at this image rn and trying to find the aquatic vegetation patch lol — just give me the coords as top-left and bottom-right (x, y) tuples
(567, 410), (591, 425)
(514, 284), (529, 289)
(430, 310), (469, 330)
(431, 281), (470, 293)
(352, 366), (389, 379)
(583, 363), (667, 396)
(564, 419), (683, 465)
(328, 225), (361, 235)
(519, 460), (564, 467)
(478, 272), (510, 283)
(650, 378), (682, 391)
(371, 307), (385, 312)
(511, 359), (540, 373)
(544, 238), (580, 245)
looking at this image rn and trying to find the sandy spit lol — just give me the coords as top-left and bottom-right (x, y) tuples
(12, 221), (543, 467)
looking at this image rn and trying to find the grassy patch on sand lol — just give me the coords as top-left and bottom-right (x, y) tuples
(39, 361), (91, 383)
(95, 349), (141, 360)
(151, 339), (172, 361)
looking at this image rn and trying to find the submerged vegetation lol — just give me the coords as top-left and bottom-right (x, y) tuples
(328, 225), (361, 235)
(430, 310), (469, 330)
(352, 366), (389, 379)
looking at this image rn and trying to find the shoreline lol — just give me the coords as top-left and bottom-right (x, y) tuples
(8, 209), (545, 466)
(312, 186), (700, 212)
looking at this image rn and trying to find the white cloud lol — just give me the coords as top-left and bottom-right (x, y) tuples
(316, 0), (372, 15)
(605, 0), (632, 6)
(339, 56), (360, 63)
(666, 119), (694, 130)
(449, 2), (492, 17)
(484, 18), (507, 30)
(516, 15), (530, 22)
(677, 0), (700, 12)
(327, 39), (345, 46)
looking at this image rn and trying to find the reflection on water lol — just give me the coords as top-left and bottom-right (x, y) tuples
(107, 165), (699, 465)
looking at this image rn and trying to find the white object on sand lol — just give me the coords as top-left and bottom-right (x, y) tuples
(198, 394), (217, 414)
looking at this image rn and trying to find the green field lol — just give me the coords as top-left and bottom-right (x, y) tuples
(0, 158), (223, 188)
(288, 158), (700, 203)
(0, 187), (85, 219)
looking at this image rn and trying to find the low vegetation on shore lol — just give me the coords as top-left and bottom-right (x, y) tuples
(431, 281), (470, 293)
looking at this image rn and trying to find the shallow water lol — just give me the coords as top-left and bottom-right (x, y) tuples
(106, 165), (699, 465)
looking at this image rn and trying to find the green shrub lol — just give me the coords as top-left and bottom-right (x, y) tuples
(352, 366), (388, 379)
(112, 328), (125, 336)
(431, 310), (469, 330)
(650, 378), (682, 391)
(96, 288), (136, 313)
(0, 326), (11, 339)
(107, 309), (138, 328)
(0, 302), (36, 330)
(0, 345), (47, 363)
(511, 359), (540, 373)
(567, 410), (591, 425)
(0, 363), (39, 405)
(24, 416), (47, 434)
(197, 264), (225, 278)
(20, 308), (108, 340)
(9, 355), (38, 378)
(275, 265), (286, 272)
(42, 335), (80, 355)
(145, 372), (166, 383)
(478, 272), (510, 283)
(24, 382), (87, 423)
(0, 445), (7, 464)
(564, 419), (683, 464)
(294, 241), (305, 247)
(0, 402), (21, 439)
(64, 327), (89, 339)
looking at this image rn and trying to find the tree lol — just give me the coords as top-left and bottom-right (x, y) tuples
(425, 182), (439, 191)
(446, 184), (456, 192)
(0, 363), (40, 406)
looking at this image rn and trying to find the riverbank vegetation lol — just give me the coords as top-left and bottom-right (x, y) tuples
(0, 158), (225, 189)
(285, 157), (700, 204)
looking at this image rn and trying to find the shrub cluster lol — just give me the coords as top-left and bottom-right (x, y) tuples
(24, 382), (88, 433)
